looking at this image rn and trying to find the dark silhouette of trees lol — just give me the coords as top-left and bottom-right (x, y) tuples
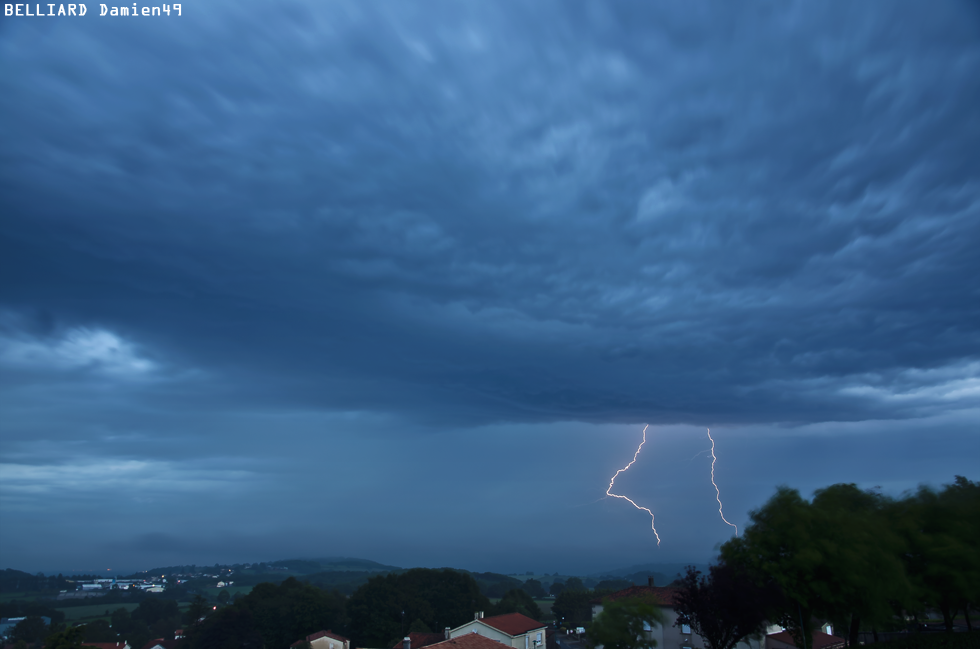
(551, 589), (594, 628)
(720, 476), (978, 646)
(522, 579), (546, 599)
(11, 617), (50, 645)
(80, 620), (115, 643)
(673, 565), (775, 649)
(185, 578), (346, 649)
(346, 569), (489, 648)
(43, 626), (86, 649)
(491, 589), (543, 620)
(563, 578), (584, 592)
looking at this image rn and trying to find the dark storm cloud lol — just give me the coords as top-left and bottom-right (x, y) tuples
(4, 0), (977, 427)
(1, 0), (979, 571)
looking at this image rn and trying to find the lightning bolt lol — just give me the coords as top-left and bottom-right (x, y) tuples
(706, 427), (738, 536)
(607, 424), (661, 545)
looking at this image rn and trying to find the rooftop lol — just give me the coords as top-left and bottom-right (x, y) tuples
(479, 613), (546, 636)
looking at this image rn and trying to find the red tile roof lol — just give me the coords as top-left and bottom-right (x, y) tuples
(594, 585), (681, 608)
(139, 639), (182, 649)
(427, 635), (513, 649)
(291, 630), (350, 648)
(479, 613), (546, 636)
(393, 633), (447, 649)
(767, 631), (845, 649)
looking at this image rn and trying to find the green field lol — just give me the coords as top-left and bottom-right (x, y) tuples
(202, 586), (252, 599)
(0, 592), (52, 603)
(534, 599), (554, 621)
(58, 603), (141, 621)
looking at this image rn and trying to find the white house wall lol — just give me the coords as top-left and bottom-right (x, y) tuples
(450, 620), (545, 649)
(591, 605), (765, 649)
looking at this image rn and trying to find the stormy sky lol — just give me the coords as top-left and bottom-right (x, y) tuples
(1, 0), (978, 575)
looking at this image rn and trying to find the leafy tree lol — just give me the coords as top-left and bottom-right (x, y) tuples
(673, 565), (775, 649)
(217, 590), (231, 605)
(43, 626), (86, 649)
(720, 486), (820, 649)
(242, 578), (347, 649)
(346, 569), (489, 648)
(563, 578), (584, 592)
(720, 480), (975, 648)
(184, 605), (263, 649)
(185, 595), (210, 625)
(522, 580), (546, 599)
(12, 616), (50, 644)
(588, 598), (663, 649)
(551, 589), (594, 628)
(408, 619), (433, 633)
(893, 476), (980, 632)
(109, 607), (151, 649)
(81, 619), (116, 643)
(492, 590), (543, 620)
(133, 598), (180, 627)
(185, 578), (346, 649)
(808, 484), (911, 645)
(549, 582), (565, 597)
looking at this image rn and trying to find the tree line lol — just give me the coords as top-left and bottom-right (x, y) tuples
(672, 476), (979, 649)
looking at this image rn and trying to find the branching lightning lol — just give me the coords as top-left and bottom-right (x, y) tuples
(606, 424), (661, 545)
(706, 427), (738, 536)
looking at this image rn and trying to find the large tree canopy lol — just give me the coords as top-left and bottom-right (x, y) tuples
(673, 564), (775, 649)
(588, 598), (663, 649)
(720, 477), (979, 646)
(185, 577), (347, 649)
(346, 569), (490, 648)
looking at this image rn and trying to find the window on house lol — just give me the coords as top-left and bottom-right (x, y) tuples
(681, 625), (692, 635)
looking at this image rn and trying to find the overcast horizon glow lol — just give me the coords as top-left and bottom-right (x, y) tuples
(1, 0), (978, 575)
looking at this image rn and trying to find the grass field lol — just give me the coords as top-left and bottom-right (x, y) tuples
(202, 586), (252, 599)
(534, 599), (554, 621)
(58, 603), (141, 621)
(0, 592), (51, 603)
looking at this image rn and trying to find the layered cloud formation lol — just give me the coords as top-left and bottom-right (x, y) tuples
(1, 0), (978, 572)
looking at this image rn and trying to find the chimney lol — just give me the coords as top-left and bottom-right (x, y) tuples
(648, 576), (655, 588)
(404, 638), (411, 649)
(475, 612), (480, 621)
(479, 612), (484, 619)
(445, 628), (451, 640)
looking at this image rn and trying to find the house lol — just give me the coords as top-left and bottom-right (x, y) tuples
(82, 643), (131, 649)
(591, 578), (769, 649)
(393, 632), (450, 649)
(290, 630), (351, 649)
(450, 613), (547, 649)
(417, 632), (517, 649)
(765, 631), (844, 649)
(139, 639), (182, 649)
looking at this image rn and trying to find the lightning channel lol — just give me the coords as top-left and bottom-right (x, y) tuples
(606, 424), (661, 545)
(706, 427), (738, 536)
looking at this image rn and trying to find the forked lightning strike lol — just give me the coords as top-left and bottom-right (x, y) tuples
(606, 424), (661, 545)
(707, 427), (738, 536)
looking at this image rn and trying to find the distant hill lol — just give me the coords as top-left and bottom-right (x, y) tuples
(588, 562), (711, 586)
(134, 556), (401, 578)
(304, 557), (402, 572)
